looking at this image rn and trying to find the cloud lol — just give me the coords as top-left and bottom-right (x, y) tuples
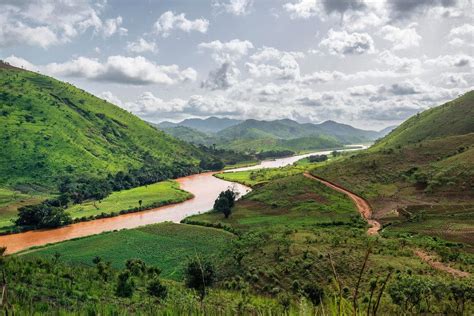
(386, 80), (424, 95)
(448, 23), (474, 47)
(124, 92), (187, 115)
(319, 29), (375, 56)
(246, 47), (304, 80)
(0, 22), (59, 48)
(201, 62), (240, 90)
(99, 16), (127, 37)
(283, 0), (366, 19)
(387, 0), (459, 20)
(153, 11), (209, 37)
(378, 23), (421, 50)
(15, 55), (197, 85)
(425, 54), (474, 68)
(4, 55), (39, 71)
(213, 0), (254, 16)
(126, 38), (158, 54)
(99, 91), (123, 106)
(198, 39), (254, 63)
(377, 50), (422, 73)
(0, 1), (126, 48)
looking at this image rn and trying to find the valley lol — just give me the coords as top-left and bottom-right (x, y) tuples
(0, 62), (472, 314)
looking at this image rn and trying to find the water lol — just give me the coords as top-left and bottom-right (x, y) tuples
(0, 145), (367, 254)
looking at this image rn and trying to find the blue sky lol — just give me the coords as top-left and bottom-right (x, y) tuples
(1, 0), (473, 129)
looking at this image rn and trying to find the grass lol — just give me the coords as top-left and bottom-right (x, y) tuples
(0, 66), (205, 190)
(22, 222), (234, 280)
(188, 174), (359, 231)
(216, 155), (336, 187)
(66, 180), (192, 219)
(0, 187), (51, 232)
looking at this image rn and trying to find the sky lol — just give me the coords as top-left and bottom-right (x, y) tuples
(0, 0), (473, 130)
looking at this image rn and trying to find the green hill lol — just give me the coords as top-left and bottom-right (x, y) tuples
(0, 62), (206, 191)
(312, 91), (474, 244)
(372, 91), (474, 149)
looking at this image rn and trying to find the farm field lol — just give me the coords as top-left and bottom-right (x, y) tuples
(382, 204), (474, 251)
(22, 222), (234, 280)
(66, 180), (192, 219)
(0, 188), (51, 232)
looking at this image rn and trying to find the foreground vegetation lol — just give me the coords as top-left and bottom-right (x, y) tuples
(22, 222), (233, 280)
(312, 91), (474, 248)
(20, 172), (473, 314)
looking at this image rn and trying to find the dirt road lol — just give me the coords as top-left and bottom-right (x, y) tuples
(303, 172), (381, 235)
(414, 249), (471, 278)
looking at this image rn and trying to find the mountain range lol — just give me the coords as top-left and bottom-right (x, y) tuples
(156, 117), (395, 153)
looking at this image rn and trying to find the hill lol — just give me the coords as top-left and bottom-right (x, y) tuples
(158, 118), (384, 154)
(372, 91), (474, 149)
(312, 91), (474, 244)
(0, 62), (207, 191)
(158, 116), (242, 133)
(217, 118), (382, 143)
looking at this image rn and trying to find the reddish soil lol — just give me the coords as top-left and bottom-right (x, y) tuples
(414, 249), (471, 278)
(303, 173), (381, 235)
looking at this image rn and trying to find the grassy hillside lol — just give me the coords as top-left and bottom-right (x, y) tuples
(372, 91), (474, 149)
(312, 91), (474, 245)
(0, 64), (206, 190)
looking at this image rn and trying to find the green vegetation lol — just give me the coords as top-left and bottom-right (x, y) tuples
(0, 188), (51, 232)
(312, 91), (474, 247)
(0, 65), (208, 190)
(66, 180), (191, 219)
(158, 117), (388, 154)
(23, 222), (234, 280)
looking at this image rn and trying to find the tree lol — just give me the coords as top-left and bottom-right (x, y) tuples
(147, 278), (168, 301)
(116, 270), (134, 298)
(184, 257), (215, 301)
(303, 284), (324, 306)
(213, 189), (237, 218)
(16, 203), (71, 228)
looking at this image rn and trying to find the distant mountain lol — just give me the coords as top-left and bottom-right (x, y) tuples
(157, 117), (383, 153)
(158, 117), (242, 133)
(217, 119), (380, 144)
(377, 125), (398, 138)
(157, 125), (216, 146)
(0, 62), (208, 189)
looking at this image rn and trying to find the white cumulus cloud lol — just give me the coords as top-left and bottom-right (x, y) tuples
(153, 11), (209, 37)
(320, 29), (375, 56)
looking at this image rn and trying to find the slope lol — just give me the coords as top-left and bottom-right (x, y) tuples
(0, 63), (206, 190)
(312, 91), (474, 245)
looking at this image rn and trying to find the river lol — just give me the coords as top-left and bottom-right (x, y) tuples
(0, 146), (366, 254)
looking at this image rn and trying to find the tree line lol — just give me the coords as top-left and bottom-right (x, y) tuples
(15, 161), (199, 229)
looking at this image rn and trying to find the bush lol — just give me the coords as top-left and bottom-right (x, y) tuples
(147, 278), (167, 300)
(184, 257), (216, 300)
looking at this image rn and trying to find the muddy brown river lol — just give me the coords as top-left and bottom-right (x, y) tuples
(0, 147), (365, 254)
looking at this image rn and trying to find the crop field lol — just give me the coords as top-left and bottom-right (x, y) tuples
(66, 180), (192, 219)
(22, 222), (234, 280)
(0, 188), (50, 232)
(382, 204), (474, 251)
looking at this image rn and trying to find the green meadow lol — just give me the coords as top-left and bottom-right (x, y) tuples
(66, 180), (192, 219)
